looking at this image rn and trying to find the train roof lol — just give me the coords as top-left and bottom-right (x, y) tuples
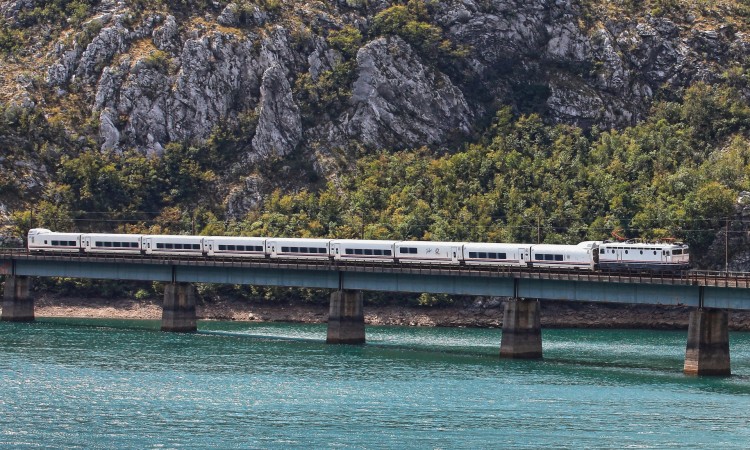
(600, 241), (688, 248)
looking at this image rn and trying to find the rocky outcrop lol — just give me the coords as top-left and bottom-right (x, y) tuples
(306, 36), (473, 154)
(251, 64), (302, 160)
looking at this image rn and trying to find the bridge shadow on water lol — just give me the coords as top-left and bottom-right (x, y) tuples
(26, 318), (750, 394)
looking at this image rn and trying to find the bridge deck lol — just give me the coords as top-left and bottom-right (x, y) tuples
(1, 250), (749, 309)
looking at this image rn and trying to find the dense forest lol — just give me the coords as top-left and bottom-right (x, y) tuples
(2, 0), (750, 303)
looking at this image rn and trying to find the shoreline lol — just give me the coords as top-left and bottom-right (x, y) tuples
(18, 294), (750, 330)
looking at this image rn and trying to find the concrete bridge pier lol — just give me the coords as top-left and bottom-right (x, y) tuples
(2, 276), (34, 322)
(684, 308), (730, 376)
(500, 298), (542, 359)
(327, 290), (365, 344)
(162, 282), (197, 332)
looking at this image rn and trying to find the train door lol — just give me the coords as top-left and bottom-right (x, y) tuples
(84, 236), (91, 251)
(205, 240), (215, 256)
(519, 247), (528, 266)
(331, 243), (341, 260)
(144, 237), (153, 254)
(451, 246), (460, 263)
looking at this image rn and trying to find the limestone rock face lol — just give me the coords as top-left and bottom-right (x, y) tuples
(344, 36), (472, 150)
(17, 0), (748, 151)
(251, 64), (302, 161)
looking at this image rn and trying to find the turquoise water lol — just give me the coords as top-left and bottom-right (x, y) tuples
(2, 319), (750, 448)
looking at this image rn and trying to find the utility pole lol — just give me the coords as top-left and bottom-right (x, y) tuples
(725, 218), (729, 272)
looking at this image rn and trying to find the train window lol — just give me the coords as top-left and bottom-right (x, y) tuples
(399, 248), (408, 254)
(684, 248), (689, 254)
(384, 250), (392, 256)
(44, 240), (48, 244)
(113, 242), (121, 248)
(298, 247), (307, 253)
(654, 251), (657, 255)
(354, 249), (363, 255)
(499, 253), (507, 259)
(345, 249), (353, 255)
(318, 248), (326, 253)
(226, 245), (235, 251)
(374, 249), (383, 256)
(364, 249), (373, 255)
(600, 249), (605, 254)
(282, 247), (289, 252)
(625, 250), (628, 254)
(673, 249), (682, 255)
(409, 248), (418, 254)
(96, 241), (102, 247)
(545, 254), (554, 261)
(255, 246), (263, 252)
(488, 253), (497, 259)
(219, 245), (226, 251)
(469, 252), (477, 258)
(157, 243), (164, 249)
(640, 250), (643, 254)
(555, 255), (563, 261)
(51, 240), (58, 246)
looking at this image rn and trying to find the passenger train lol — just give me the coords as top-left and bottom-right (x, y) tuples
(26, 228), (691, 272)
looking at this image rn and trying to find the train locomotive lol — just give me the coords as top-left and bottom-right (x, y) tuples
(26, 228), (691, 272)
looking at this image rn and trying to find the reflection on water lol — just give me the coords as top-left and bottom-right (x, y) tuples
(1, 318), (749, 448)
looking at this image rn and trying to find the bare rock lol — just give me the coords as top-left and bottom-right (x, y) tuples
(251, 64), (302, 161)
(343, 36), (472, 150)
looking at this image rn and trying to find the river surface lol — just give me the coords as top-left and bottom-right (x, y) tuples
(2, 319), (750, 448)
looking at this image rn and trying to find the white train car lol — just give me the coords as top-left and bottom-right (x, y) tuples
(143, 235), (204, 256)
(204, 236), (267, 258)
(463, 243), (531, 267)
(529, 241), (599, 270)
(395, 241), (464, 264)
(331, 239), (396, 262)
(598, 242), (690, 271)
(83, 233), (143, 254)
(27, 228), (82, 253)
(266, 238), (332, 260)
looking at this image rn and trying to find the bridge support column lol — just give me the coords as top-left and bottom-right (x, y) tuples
(500, 299), (542, 359)
(162, 283), (197, 332)
(327, 290), (365, 344)
(2, 276), (34, 322)
(684, 308), (730, 376)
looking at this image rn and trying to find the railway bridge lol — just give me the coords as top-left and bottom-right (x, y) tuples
(2, 249), (749, 376)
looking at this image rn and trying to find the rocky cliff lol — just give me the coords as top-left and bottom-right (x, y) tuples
(1, 0), (749, 218)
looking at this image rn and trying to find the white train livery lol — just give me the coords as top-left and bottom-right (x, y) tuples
(26, 228), (691, 272)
